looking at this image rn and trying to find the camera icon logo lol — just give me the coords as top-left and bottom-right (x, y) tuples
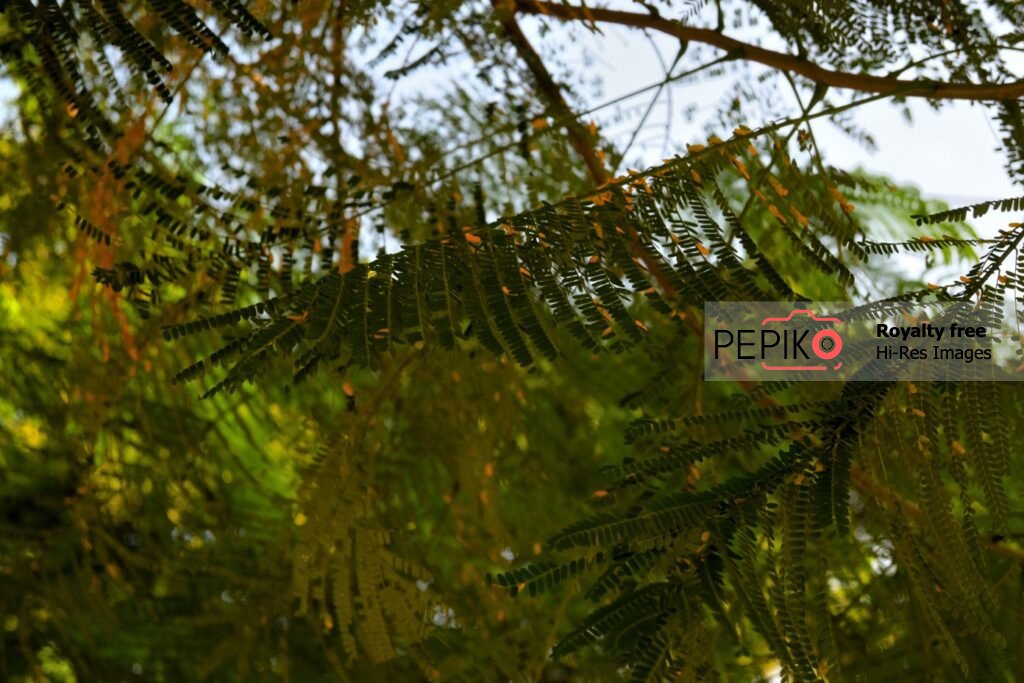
(759, 309), (843, 372)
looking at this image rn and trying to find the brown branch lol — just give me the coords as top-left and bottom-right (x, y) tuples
(493, 1), (610, 184)
(493, 2), (683, 300)
(515, 0), (1024, 102)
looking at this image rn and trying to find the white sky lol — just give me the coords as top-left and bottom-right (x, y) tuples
(527, 15), (1022, 244)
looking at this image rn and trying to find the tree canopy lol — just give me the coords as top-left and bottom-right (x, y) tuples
(2, 1), (1024, 681)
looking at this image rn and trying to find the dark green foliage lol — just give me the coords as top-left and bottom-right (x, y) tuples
(6, 1), (1024, 681)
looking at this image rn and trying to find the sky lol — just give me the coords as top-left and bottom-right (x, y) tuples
(532, 16), (1021, 244)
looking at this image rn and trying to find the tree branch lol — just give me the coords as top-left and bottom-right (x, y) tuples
(493, 1), (610, 184)
(494, 1), (684, 300)
(515, 0), (1024, 102)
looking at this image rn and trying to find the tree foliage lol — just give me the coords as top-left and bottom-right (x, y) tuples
(2, 1), (1024, 681)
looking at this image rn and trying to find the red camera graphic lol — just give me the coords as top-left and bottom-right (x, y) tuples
(759, 309), (843, 372)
